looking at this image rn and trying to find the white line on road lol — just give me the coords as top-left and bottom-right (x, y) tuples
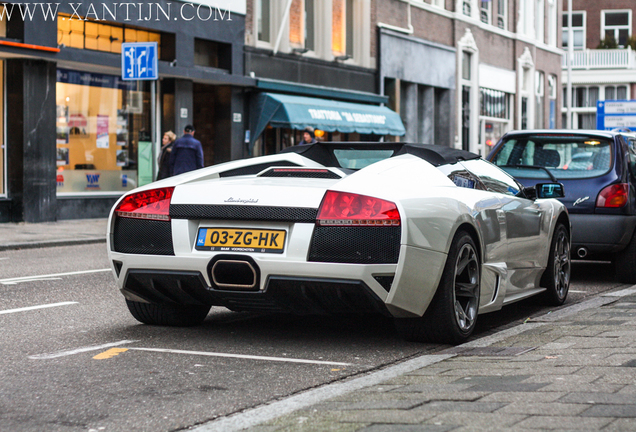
(128, 347), (353, 366)
(0, 301), (78, 315)
(0, 268), (111, 285)
(0, 257), (9, 261)
(28, 340), (138, 360)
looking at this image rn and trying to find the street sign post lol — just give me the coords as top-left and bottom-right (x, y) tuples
(121, 42), (158, 81)
(596, 100), (636, 131)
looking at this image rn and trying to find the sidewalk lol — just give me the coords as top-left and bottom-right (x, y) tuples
(0, 218), (108, 251)
(198, 287), (636, 432)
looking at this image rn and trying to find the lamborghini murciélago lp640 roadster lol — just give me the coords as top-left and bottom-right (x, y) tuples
(107, 143), (571, 344)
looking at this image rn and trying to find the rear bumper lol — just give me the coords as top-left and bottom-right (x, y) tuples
(121, 269), (391, 316)
(570, 214), (636, 254)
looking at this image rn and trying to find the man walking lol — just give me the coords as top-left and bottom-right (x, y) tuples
(169, 124), (204, 176)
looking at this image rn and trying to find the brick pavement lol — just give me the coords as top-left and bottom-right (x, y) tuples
(198, 288), (636, 432)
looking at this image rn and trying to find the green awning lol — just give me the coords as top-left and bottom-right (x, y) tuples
(250, 93), (405, 150)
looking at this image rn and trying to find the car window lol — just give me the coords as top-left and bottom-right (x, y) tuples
(490, 135), (613, 179)
(333, 149), (394, 169)
(460, 159), (521, 196)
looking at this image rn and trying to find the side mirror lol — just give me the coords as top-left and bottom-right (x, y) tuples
(536, 182), (565, 199)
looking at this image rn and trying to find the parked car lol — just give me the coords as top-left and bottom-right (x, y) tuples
(487, 129), (636, 283)
(107, 142), (570, 345)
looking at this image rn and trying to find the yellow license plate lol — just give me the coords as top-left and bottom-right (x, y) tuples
(195, 228), (286, 253)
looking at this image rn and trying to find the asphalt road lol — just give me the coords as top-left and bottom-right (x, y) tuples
(0, 244), (629, 432)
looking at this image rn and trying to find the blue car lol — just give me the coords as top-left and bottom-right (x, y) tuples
(487, 129), (636, 283)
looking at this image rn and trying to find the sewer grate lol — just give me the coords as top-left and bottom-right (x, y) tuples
(442, 346), (537, 356)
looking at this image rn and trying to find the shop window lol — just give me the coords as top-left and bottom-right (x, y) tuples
(0, 61), (3, 196)
(56, 69), (152, 195)
(0, 6), (6, 37)
(480, 88), (510, 119)
(57, 14), (164, 58)
(602, 10), (631, 47)
(562, 12), (585, 49)
(497, 0), (507, 29)
(194, 39), (231, 71)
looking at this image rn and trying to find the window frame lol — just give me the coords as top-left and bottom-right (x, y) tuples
(255, 0), (273, 47)
(561, 10), (586, 50)
(480, 0), (491, 25)
(601, 9), (632, 48)
(497, 0), (507, 30)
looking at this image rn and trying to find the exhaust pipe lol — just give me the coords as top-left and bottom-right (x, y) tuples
(576, 247), (588, 258)
(211, 259), (257, 290)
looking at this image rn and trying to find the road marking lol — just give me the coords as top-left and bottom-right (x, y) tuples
(93, 348), (129, 360)
(569, 290), (586, 293)
(0, 268), (111, 285)
(28, 340), (138, 360)
(0, 301), (78, 315)
(128, 347), (353, 366)
(0, 257), (9, 261)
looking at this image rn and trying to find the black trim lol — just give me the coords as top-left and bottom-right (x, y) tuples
(120, 271), (390, 316)
(113, 217), (174, 256)
(170, 204), (318, 222)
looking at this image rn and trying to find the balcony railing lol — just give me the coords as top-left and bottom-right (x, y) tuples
(562, 48), (636, 69)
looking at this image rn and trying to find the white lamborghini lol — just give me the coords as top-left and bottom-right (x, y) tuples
(107, 143), (571, 344)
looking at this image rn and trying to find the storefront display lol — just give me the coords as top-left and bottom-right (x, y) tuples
(55, 68), (152, 194)
(0, 61), (4, 196)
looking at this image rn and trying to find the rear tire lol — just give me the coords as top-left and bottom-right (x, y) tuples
(540, 223), (570, 305)
(395, 231), (480, 345)
(615, 230), (636, 284)
(126, 300), (211, 326)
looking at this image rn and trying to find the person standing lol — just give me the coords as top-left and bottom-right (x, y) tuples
(169, 124), (204, 176)
(299, 127), (317, 145)
(156, 130), (176, 180)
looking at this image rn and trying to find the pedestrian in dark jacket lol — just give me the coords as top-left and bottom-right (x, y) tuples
(299, 127), (317, 145)
(156, 130), (176, 180)
(169, 125), (204, 176)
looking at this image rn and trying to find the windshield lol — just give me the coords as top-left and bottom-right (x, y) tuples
(333, 149), (395, 169)
(490, 135), (613, 179)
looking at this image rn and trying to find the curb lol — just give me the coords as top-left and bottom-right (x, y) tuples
(0, 237), (106, 252)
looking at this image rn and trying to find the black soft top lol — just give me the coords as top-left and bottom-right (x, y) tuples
(279, 142), (480, 167)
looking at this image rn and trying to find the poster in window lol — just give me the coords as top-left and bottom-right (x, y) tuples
(116, 149), (128, 167)
(56, 147), (69, 166)
(96, 114), (110, 148)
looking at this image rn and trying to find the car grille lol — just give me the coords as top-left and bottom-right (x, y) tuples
(112, 217), (174, 255)
(170, 205), (317, 222)
(308, 226), (401, 264)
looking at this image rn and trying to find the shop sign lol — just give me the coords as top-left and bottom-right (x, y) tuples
(86, 173), (101, 189)
(122, 42), (158, 81)
(57, 68), (137, 91)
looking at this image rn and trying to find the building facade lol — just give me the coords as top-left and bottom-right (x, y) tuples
(378, 0), (563, 156)
(0, 0), (251, 222)
(561, 0), (636, 130)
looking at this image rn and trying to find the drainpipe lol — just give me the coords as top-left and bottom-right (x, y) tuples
(273, 0), (294, 55)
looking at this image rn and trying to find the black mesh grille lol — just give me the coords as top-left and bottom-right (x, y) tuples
(113, 217), (174, 255)
(260, 168), (342, 179)
(219, 161), (299, 177)
(170, 205), (317, 222)
(308, 226), (401, 264)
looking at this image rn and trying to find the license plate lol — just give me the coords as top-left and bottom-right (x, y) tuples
(195, 228), (286, 253)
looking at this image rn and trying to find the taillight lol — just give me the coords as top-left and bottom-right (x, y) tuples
(316, 191), (400, 226)
(115, 187), (174, 221)
(596, 183), (628, 208)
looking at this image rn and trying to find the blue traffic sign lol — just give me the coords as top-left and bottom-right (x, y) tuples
(597, 100), (636, 131)
(121, 42), (158, 81)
